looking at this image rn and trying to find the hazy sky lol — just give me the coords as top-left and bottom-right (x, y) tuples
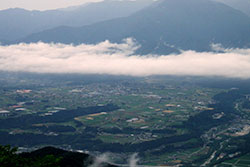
(0, 0), (102, 11)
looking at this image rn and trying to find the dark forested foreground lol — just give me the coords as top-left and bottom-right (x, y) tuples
(1, 74), (250, 166)
(0, 145), (117, 167)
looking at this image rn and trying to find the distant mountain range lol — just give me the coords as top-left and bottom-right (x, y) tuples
(1, 0), (250, 54)
(0, 0), (154, 41)
(17, 0), (250, 54)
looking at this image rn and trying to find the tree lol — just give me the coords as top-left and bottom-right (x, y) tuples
(0, 145), (61, 167)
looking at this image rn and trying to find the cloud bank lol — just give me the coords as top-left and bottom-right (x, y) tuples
(0, 38), (250, 79)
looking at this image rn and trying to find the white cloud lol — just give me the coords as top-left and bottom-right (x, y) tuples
(0, 39), (250, 79)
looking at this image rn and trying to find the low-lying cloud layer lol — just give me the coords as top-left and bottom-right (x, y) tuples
(1, 38), (250, 79)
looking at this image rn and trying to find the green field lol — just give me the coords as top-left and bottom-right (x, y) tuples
(217, 154), (250, 167)
(1, 74), (250, 166)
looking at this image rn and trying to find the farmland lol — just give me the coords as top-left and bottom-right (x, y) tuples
(1, 73), (250, 166)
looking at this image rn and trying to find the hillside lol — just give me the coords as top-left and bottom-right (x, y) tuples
(19, 0), (250, 54)
(0, 0), (154, 41)
(0, 145), (118, 167)
(215, 0), (250, 17)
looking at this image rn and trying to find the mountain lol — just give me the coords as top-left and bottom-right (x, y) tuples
(0, 39), (9, 45)
(19, 0), (250, 54)
(0, 0), (154, 41)
(0, 145), (118, 167)
(215, 0), (250, 17)
(20, 147), (118, 167)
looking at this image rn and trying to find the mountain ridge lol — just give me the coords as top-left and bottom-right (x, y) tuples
(17, 0), (250, 54)
(0, 0), (154, 41)
(215, 0), (250, 17)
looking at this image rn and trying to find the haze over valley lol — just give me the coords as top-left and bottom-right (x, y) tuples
(1, 0), (250, 167)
